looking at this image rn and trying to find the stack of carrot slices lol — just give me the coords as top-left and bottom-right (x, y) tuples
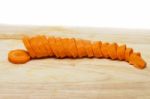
(8, 35), (146, 69)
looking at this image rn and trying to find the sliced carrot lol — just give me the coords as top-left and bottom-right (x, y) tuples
(117, 44), (126, 60)
(125, 48), (133, 62)
(83, 40), (94, 57)
(8, 49), (30, 64)
(75, 39), (86, 58)
(129, 53), (146, 69)
(22, 36), (36, 58)
(101, 43), (109, 58)
(48, 36), (59, 58)
(40, 35), (54, 57)
(108, 43), (118, 60)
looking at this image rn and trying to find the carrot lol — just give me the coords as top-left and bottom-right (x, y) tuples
(125, 48), (133, 62)
(101, 43), (109, 58)
(8, 49), (30, 64)
(129, 53), (146, 69)
(22, 36), (36, 58)
(108, 43), (117, 60)
(40, 35), (54, 57)
(83, 40), (94, 57)
(117, 44), (126, 60)
(10, 35), (147, 69)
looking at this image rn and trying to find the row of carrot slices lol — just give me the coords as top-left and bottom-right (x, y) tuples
(22, 35), (146, 69)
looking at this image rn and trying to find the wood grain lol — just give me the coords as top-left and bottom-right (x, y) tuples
(0, 25), (150, 99)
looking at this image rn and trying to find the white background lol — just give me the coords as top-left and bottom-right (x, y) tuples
(0, 0), (150, 29)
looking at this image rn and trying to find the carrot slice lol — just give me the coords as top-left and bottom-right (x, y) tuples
(83, 40), (94, 57)
(108, 43), (118, 60)
(101, 43), (109, 58)
(59, 38), (67, 58)
(22, 36), (36, 58)
(81, 39), (87, 57)
(68, 38), (78, 58)
(8, 49), (30, 64)
(92, 41), (102, 58)
(55, 37), (65, 58)
(117, 44), (126, 60)
(125, 48), (133, 62)
(37, 36), (48, 57)
(75, 39), (86, 58)
(40, 35), (54, 57)
(48, 37), (59, 58)
(62, 38), (72, 57)
(30, 37), (42, 58)
(129, 53), (146, 69)
(96, 41), (103, 58)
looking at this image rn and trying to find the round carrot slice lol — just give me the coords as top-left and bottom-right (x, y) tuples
(30, 37), (42, 58)
(125, 48), (133, 62)
(40, 35), (54, 57)
(48, 37), (59, 58)
(36, 36), (48, 57)
(8, 49), (30, 64)
(117, 44), (126, 60)
(92, 41), (101, 58)
(101, 43), (109, 58)
(129, 53), (146, 69)
(75, 39), (86, 58)
(55, 38), (65, 58)
(83, 40), (94, 57)
(68, 38), (78, 58)
(61, 38), (69, 57)
(96, 41), (103, 58)
(108, 43), (118, 60)
(22, 36), (36, 58)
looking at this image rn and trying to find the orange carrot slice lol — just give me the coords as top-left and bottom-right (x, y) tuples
(83, 40), (94, 57)
(30, 37), (42, 58)
(55, 37), (65, 58)
(129, 53), (146, 69)
(68, 38), (78, 58)
(8, 49), (30, 64)
(125, 48), (133, 62)
(108, 43), (118, 60)
(40, 35), (54, 57)
(22, 36), (36, 58)
(117, 44), (126, 60)
(101, 43), (109, 58)
(75, 39), (86, 58)
(92, 41), (101, 58)
(62, 38), (72, 57)
(48, 36), (60, 58)
(37, 36), (48, 57)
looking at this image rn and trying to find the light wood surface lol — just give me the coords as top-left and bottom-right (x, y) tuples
(0, 25), (150, 99)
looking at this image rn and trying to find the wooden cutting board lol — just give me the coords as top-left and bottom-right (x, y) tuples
(0, 25), (150, 99)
